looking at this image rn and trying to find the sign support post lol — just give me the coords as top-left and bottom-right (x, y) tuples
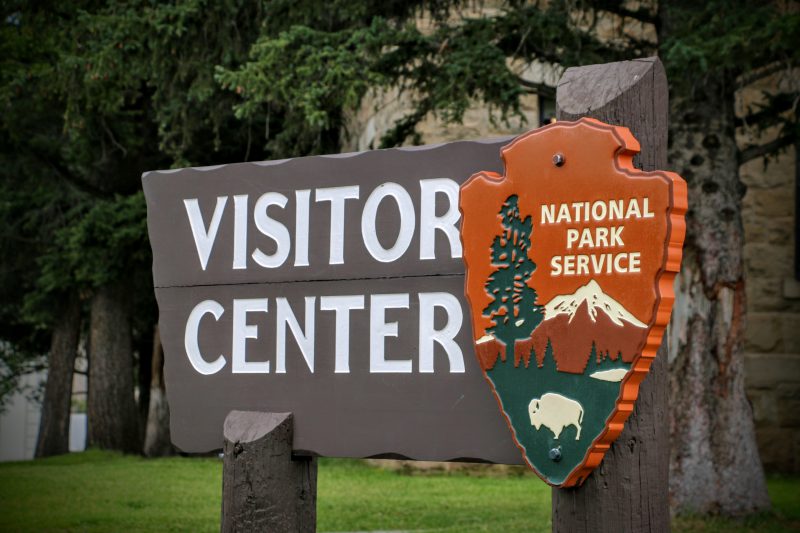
(551, 58), (670, 531)
(221, 411), (317, 533)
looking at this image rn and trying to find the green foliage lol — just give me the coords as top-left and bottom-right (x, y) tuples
(483, 195), (544, 350)
(56, 1), (259, 171)
(215, 1), (645, 150)
(371, 15), (527, 147)
(35, 192), (150, 295)
(660, 1), (800, 83)
(216, 21), (388, 156)
(371, 1), (644, 146)
(659, 0), (800, 156)
(0, 6), (85, 360)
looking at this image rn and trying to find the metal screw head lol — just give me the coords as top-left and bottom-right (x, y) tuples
(549, 447), (562, 462)
(553, 153), (565, 167)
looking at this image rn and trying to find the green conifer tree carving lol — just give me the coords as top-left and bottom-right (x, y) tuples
(482, 195), (544, 354)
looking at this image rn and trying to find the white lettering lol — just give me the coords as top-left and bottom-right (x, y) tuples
(610, 226), (624, 247)
(643, 197), (655, 218)
(609, 199), (624, 220)
(294, 189), (310, 266)
(576, 254), (589, 275)
(556, 203), (571, 223)
(563, 255), (575, 275)
(252, 192), (291, 268)
(320, 295), (365, 373)
(315, 186), (360, 265)
(591, 201), (607, 221)
(370, 293), (411, 373)
(566, 228), (579, 249)
(419, 179), (461, 260)
(362, 183), (415, 263)
(542, 204), (555, 225)
(233, 195), (248, 269)
(595, 227), (609, 247)
(184, 197), (227, 271)
(232, 298), (269, 373)
(629, 251), (641, 272)
(551, 256), (563, 276)
(614, 253), (628, 272)
(184, 300), (226, 375)
(590, 254), (606, 274)
(418, 293), (464, 373)
(625, 198), (642, 219)
(578, 228), (593, 249)
(275, 297), (315, 373)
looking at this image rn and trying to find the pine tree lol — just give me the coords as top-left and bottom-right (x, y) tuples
(482, 195), (544, 354)
(539, 339), (556, 373)
(584, 344), (601, 375)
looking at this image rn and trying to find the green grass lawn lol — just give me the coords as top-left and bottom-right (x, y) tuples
(0, 450), (796, 532)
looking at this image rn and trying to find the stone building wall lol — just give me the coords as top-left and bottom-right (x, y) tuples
(345, 69), (799, 472)
(737, 73), (800, 473)
(342, 89), (544, 152)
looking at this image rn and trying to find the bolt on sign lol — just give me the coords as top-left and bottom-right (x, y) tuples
(143, 118), (685, 481)
(460, 118), (687, 486)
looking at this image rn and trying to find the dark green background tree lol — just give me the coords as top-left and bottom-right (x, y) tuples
(483, 195), (544, 353)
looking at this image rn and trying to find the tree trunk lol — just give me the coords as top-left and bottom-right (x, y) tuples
(87, 282), (140, 453)
(659, 2), (771, 516)
(137, 327), (152, 446)
(35, 294), (81, 458)
(144, 326), (173, 456)
(666, 91), (771, 515)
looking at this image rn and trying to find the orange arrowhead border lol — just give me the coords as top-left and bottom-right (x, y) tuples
(458, 118), (687, 487)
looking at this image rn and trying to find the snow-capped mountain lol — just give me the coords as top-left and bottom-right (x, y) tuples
(542, 279), (646, 328)
(475, 280), (650, 373)
(509, 279), (650, 373)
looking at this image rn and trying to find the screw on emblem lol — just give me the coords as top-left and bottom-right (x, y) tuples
(552, 153), (565, 167)
(549, 447), (562, 462)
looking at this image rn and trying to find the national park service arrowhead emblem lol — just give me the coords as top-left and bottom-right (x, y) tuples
(459, 118), (687, 487)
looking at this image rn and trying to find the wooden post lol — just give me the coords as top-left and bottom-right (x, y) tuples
(551, 58), (670, 532)
(221, 411), (317, 533)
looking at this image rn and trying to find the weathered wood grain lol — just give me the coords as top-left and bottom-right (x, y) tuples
(551, 57), (670, 532)
(221, 411), (316, 533)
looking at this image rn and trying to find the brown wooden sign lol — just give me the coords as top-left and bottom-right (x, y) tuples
(459, 118), (687, 486)
(144, 120), (685, 472)
(143, 138), (526, 462)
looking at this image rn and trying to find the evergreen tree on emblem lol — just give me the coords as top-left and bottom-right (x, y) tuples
(483, 194), (544, 353)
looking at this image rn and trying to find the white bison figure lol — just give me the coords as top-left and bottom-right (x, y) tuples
(528, 393), (584, 440)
